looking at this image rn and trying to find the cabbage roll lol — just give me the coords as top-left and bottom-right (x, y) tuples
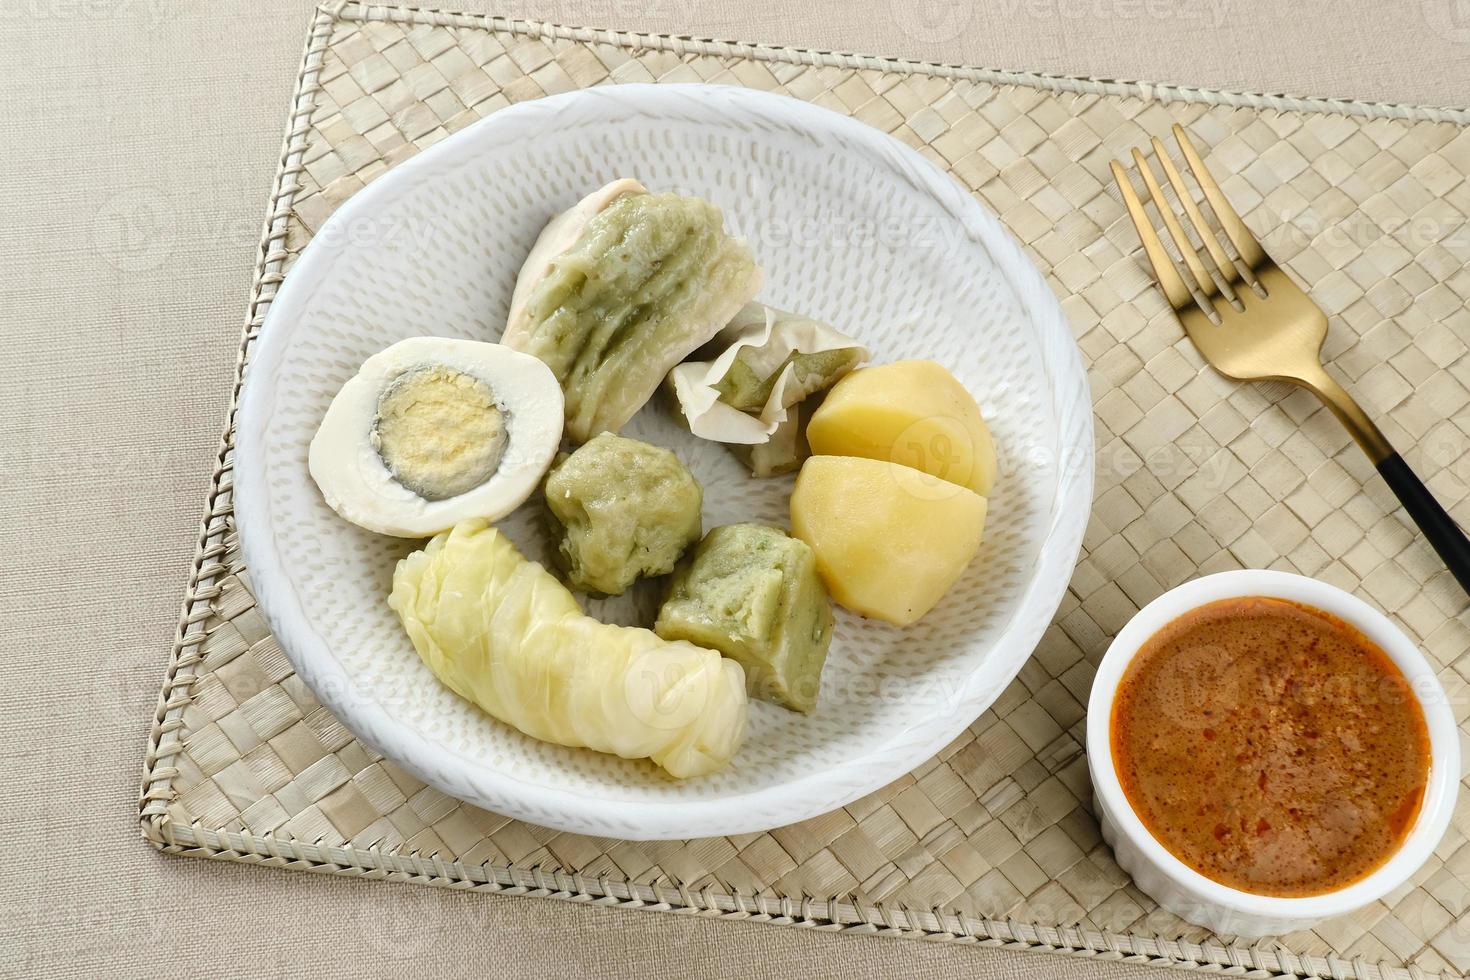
(389, 519), (747, 778)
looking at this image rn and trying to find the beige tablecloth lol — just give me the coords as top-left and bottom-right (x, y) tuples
(2, 2), (1466, 976)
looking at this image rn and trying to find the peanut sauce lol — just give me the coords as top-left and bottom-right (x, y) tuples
(1110, 596), (1429, 897)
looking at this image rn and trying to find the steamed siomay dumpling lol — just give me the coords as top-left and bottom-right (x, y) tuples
(504, 179), (762, 443)
(389, 519), (747, 778)
(667, 303), (869, 476)
(544, 432), (703, 596)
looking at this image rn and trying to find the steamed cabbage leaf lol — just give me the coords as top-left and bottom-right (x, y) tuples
(388, 519), (747, 778)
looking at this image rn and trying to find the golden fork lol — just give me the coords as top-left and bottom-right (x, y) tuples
(1112, 124), (1470, 597)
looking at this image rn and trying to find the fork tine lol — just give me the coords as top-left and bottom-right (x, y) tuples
(1131, 147), (1219, 306)
(1149, 136), (1243, 291)
(1173, 123), (1267, 272)
(1110, 160), (1192, 311)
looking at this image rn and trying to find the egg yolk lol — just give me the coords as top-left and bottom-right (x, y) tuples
(371, 365), (507, 500)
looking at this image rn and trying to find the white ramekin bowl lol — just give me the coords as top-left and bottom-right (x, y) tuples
(1087, 569), (1459, 938)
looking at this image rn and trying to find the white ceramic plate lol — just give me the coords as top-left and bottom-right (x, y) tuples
(234, 84), (1093, 840)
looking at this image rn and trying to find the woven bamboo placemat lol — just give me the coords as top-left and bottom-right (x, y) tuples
(139, 3), (1470, 976)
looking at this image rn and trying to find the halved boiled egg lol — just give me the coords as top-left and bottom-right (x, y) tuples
(309, 336), (563, 537)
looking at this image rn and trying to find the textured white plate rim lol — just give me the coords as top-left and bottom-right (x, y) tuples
(234, 83), (1094, 839)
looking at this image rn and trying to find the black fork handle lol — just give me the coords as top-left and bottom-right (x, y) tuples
(1305, 367), (1470, 599)
(1376, 452), (1470, 597)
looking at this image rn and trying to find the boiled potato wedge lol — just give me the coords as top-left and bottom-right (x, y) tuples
(805, 360), (996, 495)
(789, 456), (987, 626)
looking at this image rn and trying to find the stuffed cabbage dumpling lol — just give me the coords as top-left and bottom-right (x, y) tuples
(389, 519), (747, 778)
(504, 179), (762, 443)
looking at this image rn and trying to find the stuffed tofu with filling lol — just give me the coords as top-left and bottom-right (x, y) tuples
(504, 179), (763, 443)
(656, 523), (834, 713)
(309, 337), (563, 537)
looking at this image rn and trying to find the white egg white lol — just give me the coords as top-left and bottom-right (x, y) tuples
(309, 336), (563, 537)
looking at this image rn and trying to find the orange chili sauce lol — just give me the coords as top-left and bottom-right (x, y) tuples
(1110, 596), (1430, 897)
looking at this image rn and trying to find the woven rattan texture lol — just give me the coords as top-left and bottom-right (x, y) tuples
(140, 4), (1470, 978)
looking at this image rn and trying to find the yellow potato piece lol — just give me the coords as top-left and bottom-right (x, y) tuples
(805, 359), (996, 495)
(789, 456), (987, 626)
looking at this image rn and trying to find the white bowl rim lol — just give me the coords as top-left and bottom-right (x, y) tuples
(1086, 568), (1460, 920)
(233, 82), (1095, 839)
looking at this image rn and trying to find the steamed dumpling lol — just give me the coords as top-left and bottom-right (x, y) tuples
(543, 433), (703, 596)
(666, 303), (868, 475)
(504, 179), (762, 443)
(389, 519), (748, 778)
